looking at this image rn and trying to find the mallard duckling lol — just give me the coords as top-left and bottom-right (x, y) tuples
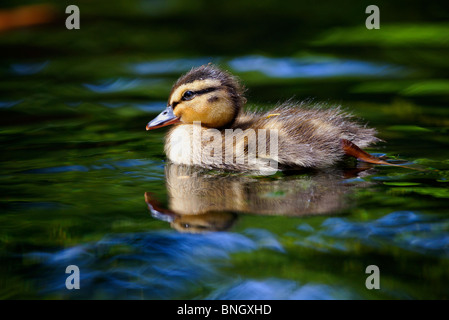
(146, 64), (394, 172)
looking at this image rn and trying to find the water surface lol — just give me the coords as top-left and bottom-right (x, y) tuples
(1, 0), (449, 299)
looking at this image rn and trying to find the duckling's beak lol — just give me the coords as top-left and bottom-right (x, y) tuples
(146, 105), (180, 130)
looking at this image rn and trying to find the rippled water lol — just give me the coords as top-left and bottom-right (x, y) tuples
(1, 0), (449, 300)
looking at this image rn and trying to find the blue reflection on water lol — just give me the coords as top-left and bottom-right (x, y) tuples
(134, 101), (167, 112)
(25, 165), (90, 174)
(29, 228), (351, 299)
(10, 61), (49, 75)
(207, 279), (354, 300)
(0, 100), (23, 108)
(95, 101), (167, 111)
(23, 159), (159, 174)
(83, 78), (162, 93)
(128, 55), (405, 79)
(24, 210), (449, 299)
(297, 211), (449, 257)
(24, 227), (356, 299)
(244, 228), (285, 253)
(27, 231), (260, 299)
(129, 58), (218, 75)
(229, 55), (405, 78)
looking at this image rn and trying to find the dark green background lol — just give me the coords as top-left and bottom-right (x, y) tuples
(1, 0), (448, 299)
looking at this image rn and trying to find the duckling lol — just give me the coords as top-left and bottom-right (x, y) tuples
(146, 64), (395, 172)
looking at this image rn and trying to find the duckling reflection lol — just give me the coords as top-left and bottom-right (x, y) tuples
(145, 163), (373, 233)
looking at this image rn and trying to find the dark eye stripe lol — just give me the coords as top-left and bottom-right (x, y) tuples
(194, 87), (219, 95)
(173, 87), (220, 108)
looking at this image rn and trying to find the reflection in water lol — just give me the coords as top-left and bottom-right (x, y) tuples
(229, 55), (404, 78)
(146, 163), (374, 233)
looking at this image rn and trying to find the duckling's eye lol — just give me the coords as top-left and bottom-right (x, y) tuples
(181, 90), (195, 101)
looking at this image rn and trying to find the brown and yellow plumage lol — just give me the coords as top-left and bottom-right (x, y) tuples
(146, 64), (392, 171)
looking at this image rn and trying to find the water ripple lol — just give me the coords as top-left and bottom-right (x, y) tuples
(229, 55), (405, 78)
(129, 58), (216, 75)
(0, 100), (22, 108)
(207, 278), (355, 300)
(22, 159), (159, 174)
(10, 61), (49, 75)
(83, 78), (161, 93)
(25, 165), (90, 174)
(298, 211), (449, 257)
(26, 230), (265, 299)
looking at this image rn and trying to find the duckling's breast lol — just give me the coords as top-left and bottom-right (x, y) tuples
(165, 124), (202, 166)
(164, 123), (279, 173)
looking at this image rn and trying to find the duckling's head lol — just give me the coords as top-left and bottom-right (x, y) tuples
(146, 64), (246, 130)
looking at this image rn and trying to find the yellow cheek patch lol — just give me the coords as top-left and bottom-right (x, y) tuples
(173, 107), (182, 118)
(175, 91), (235, 128)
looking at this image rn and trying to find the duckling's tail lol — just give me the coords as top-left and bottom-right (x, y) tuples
(340, 139), (419, 170)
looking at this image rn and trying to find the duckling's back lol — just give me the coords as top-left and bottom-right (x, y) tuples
(233, 101), (380, 169)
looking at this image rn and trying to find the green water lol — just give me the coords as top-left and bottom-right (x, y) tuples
(1, 0), (449, 299)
